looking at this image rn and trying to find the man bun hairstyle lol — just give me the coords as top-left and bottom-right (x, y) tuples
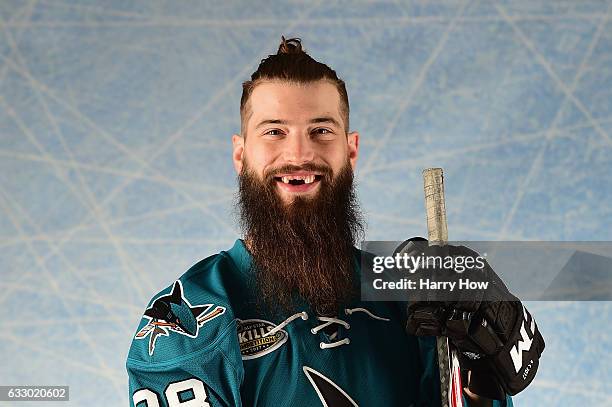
(240, 36), (349, 136)
(277, 36), (303, 54)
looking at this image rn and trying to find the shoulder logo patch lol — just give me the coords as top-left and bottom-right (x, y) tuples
(135, 280), (226, 355)
(237, 319), (288, 360)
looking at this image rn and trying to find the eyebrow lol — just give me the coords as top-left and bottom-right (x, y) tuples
(255, 116), (342, 130)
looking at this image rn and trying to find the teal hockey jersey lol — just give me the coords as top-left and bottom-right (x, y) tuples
(126, 239), (513, 406)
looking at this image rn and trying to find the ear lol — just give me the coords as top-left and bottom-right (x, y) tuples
(232, 134), (244, 174)
(347, 131), (359, 169)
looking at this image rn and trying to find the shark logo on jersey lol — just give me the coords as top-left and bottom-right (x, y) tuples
(135, 280), (226, 355)
(303, 366), (358, 407)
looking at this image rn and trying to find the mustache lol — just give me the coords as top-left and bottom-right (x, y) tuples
(264, 163), (333, 183)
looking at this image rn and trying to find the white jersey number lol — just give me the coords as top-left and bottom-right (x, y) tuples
(133, 389), (160, 406)
(133, 378), (210, 407)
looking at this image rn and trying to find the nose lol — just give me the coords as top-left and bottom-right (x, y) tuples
(282, 132), (315, 164)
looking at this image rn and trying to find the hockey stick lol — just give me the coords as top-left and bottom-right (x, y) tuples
(423, 168), (463, 407)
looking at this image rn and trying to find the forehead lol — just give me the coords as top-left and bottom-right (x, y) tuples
(247, 80), (343, 127)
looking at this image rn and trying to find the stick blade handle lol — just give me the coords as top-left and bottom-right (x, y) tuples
(423, 168), (448, 246)
(422, 168), (458, 407)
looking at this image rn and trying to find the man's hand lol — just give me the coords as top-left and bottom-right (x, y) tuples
(396, 238), (545, 400)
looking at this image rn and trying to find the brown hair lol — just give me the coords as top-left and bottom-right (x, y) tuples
(240, 36), (349, 136)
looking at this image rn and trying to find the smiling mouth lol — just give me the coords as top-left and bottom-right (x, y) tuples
(273, 174), (323, 193)
(273, 174), (323, 185)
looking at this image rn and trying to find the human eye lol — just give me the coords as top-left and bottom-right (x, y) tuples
(312, 128), (334, 137)
(263, 129), (283, 137)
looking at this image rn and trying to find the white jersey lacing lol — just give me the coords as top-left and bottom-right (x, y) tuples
(263, 307), (390, 349)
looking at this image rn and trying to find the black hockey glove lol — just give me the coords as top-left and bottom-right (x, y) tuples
(395, 238), (545, 400)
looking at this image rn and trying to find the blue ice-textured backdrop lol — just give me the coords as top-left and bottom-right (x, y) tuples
(0, 1), (611, 405)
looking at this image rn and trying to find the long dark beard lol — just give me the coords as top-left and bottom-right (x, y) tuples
(237, 159), (364, 316)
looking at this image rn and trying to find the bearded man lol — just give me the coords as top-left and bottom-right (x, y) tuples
(126, 37), (543, 407)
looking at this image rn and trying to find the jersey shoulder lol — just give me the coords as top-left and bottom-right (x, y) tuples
(127, 249), (245, 367)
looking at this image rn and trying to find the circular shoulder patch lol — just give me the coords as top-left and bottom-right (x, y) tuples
(237, 319), (288, 360)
